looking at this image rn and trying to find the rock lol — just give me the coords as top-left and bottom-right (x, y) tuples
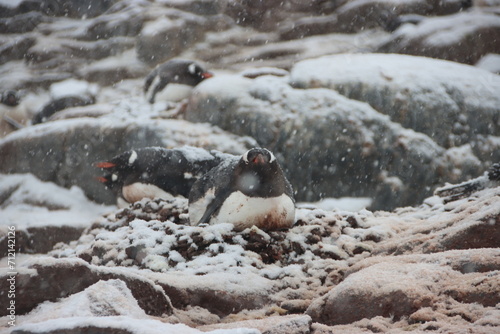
(39, 0), (115, 18)
(161, 0), (225, 16)
(371, 186), (500, 255)
(185, 72), (491, 209)
(0, 173), (112, 256)
(291, 53), (500, 150)
(306, 261), (478, 326)
(0, 115), (255, 204)
(0, 34), (36, 64)
(333, 0), (473, 33)
(78, 49), (149, 86)
(199, 314), (312, 334)
(136, 15), (207, 66)
(378, 11), (500, 64)
(0, 257), (173, 317)
(278, 14), (339, 40)
(84, 4), (146, 40)
(0, 12), (48, 34)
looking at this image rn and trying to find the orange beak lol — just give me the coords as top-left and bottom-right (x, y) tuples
(201, 72), (213, 79)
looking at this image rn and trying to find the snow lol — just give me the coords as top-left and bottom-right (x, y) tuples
(14, 316), (260, 334)
(291, 53), (500, 98)
(0, 0), (22, 8)
(49, 79), (99, 99)
(475, 53), (500, 73)
(0, 173), (113, 228)
(394, 11), (500, 47)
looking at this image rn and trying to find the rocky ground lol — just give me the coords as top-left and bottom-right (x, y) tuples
(0, 0), (500, 333)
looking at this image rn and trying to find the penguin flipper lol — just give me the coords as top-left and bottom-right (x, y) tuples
(144, 68), (158, 94)
(196, 188), (231, 226)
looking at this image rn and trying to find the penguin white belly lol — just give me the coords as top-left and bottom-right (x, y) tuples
(122, 182), (176, 203)
(191, 191), (295, 231)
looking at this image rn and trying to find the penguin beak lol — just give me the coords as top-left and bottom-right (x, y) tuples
(252, 154), (266, 164)
(201, 72), (213, 79)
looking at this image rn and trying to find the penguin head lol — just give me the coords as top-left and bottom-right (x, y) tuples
(1, 90), (20, 107)
(234, 148), (282, 196)
(184, 61), (213, 84)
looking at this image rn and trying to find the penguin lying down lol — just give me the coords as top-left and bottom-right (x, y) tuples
(97, 147), (295, 231)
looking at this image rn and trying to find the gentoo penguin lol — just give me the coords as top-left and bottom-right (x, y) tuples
(1, 90), (25, 137)
(188, 148), (295, 231)
(32, 95), (96, 124)
(96, 146), (224, 206)
(143, 59), (213, 104)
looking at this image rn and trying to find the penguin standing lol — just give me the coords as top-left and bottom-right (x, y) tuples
(188, 148), (295, 231)
(144, 59), (213, 104)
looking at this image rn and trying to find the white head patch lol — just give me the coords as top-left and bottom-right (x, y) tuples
(188, 63), (197, 75)
(265, 148), (276, 163)
(242, 148), (276, 163)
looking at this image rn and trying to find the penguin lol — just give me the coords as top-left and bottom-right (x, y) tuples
(188, 148), (295, 231)
(1, 90), (26, 137)
(32, 94), (96, 124)
(96, 146), (224, 206)
(144, 59), (213, 104)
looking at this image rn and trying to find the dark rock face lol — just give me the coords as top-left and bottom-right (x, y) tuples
(378, 11), (500, 64)
(0, 226), (85, 257)
(0, 258), (173, 317)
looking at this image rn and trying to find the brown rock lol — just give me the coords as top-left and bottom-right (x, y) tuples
(0, 258), (173, 317)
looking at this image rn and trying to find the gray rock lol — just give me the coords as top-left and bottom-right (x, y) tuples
(0, 258), (173, 317)
(290, 54), (500, 150)
(378, 11), (500, 64)
(0, 12), (48, 34)
(0, 115), (254, 204)
(185, 73), (487, 209)
(0, 225), (85, 257)
(136, 15), (207, 66)
(0, 35), (36, 64)
(278, 14), (340, 40)
(333, 0), (472, 33)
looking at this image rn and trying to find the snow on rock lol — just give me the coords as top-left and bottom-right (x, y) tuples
(378, 11), (500, 64)
(18, 279), (147, 323)
(291, 53), (500, 149)
(0, 173), (113, 255)
(186, 71), (492, 210)
(0, 256), (173, 318)
(11, 316), (260, 334)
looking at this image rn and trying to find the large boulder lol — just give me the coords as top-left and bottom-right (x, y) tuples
(378, 11), (500, 64)
(0, 257), (173, 317)
(306, 259), (500, 326)
(185, 66), (491, 209)
(290, 54), (500, 150)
